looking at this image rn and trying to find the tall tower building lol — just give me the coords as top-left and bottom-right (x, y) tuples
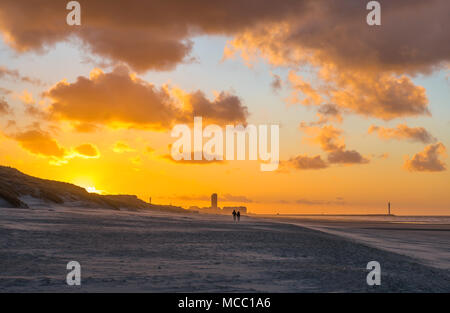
(211, 193), (218, 210)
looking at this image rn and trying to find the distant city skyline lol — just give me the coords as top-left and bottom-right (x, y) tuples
(187, 193), (247, 215)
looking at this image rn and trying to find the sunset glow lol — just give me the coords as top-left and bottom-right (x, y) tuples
(0, 1), (448, 216)
(86, 186), (102, 194)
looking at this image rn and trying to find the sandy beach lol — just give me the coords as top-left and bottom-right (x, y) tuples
(267, 215), (450, 270)
(0, 207), (449, 292)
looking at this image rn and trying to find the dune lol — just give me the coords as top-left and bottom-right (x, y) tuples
(0, 165), (191, 214)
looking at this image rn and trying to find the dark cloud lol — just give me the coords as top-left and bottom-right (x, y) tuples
(188, 91), (248, 125)
(0, 87), (12, 95)
(5, 0), (447, 77)
(226, 1), (449, 120)
(0, 98), (10, 114)
(327, 149), (369, 165)
(0, 1), (445, 123)
(0, 1), (446, 91)
(368, 124), (436, 144)
(318, 104), (340, 117)
(270, 73), (282, 92)
(221, 194), (253, 203)
(0, 0), (308, 72)
(0, 66), (42, 85)
(283, 154), (328, 170)
(296, 198), (346, 206)
(300, 104), (343, 127)
(227, 0), (450, 74)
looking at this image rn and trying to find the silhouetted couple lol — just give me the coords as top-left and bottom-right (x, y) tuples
(232, 210), (240, 223)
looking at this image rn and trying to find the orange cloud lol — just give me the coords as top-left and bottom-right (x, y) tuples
(300, 124), (344, 152)
(43, 67), (248, 130)
(338, 71), (430, 119)
(113, 141), (134, 153)
(288, 71), (322, 106)
(329, 71), (429, 120)
(44, 67), (184, 130)
(300, 124), (369, 165)
(145, 147), (155, 154)
(368, 124), (436, 144)
(72, 123), (100, 133)
(1, 1), (445, 123)
(378, 153), (389, 160)
(130, 156), (141, 166)
(162, 153), (225, 165)
(287, 67), (430, 120)
(6, 127), (102, 165)
(224, 1), (450, 121)
(404, 143), (447, 172)
(74, 144), (100, 158)
(15, 90), (49, 119)
(11, 129), (67, 159)
(17, 90), (35, 105)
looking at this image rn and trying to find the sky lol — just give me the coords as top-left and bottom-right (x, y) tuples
(0, 0), (449, 215)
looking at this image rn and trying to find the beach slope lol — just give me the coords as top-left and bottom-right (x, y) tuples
(0, 207), (448, 292)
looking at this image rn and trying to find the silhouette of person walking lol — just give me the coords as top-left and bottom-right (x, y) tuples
(232, 209), (237, 222)
(237, 211), (241, 222)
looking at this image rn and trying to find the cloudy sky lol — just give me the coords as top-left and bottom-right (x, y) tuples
(0, 0), (449, 214)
